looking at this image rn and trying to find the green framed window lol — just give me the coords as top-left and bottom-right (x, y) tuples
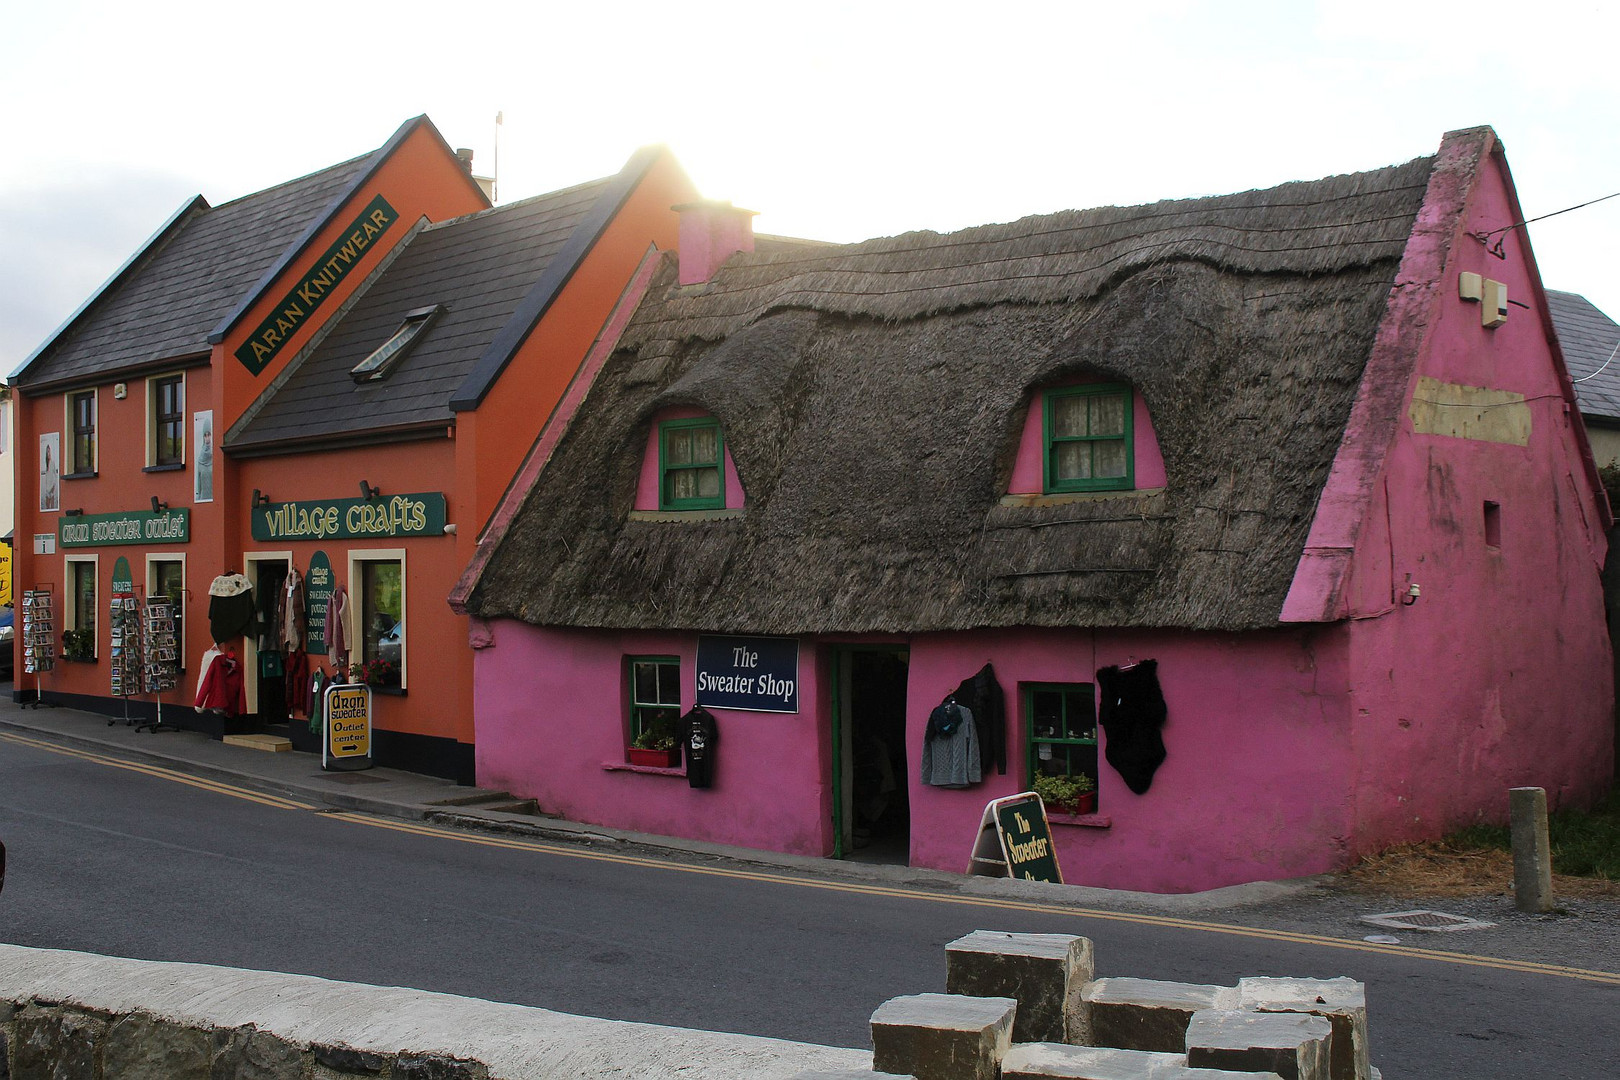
(659, 418), (725, 510)
(1043, 384), (1132, 493)
(1025, 683), (1099, 806)
(629, 656), (681, 746)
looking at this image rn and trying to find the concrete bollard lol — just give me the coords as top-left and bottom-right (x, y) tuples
(870, 993), (1017, 1080)
(1002, 1041), (1284, 1079)
(945, 931), (1094, 1045)
(1184, 1010), (1332, 1080)
(1083, 978), (1238, 1054)
(1237, 977), (1369, 1080)
(1509, 786), (1554, 913)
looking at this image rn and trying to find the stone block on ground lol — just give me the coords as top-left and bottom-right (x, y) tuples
(791, 1071), (915, 1079)
(1003, 1042), (1285, 1079)
(1185, 1009), (1332, 1080)
(870, 993), (1016, 1080)
(1083, 978), (1239, 1053)
(1237, 976), (1369, 1080)
(946, 930), (1095, 1044)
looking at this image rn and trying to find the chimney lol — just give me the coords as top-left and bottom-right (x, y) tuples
(674, 199), (757, 285)
(455, 147), (475, 172)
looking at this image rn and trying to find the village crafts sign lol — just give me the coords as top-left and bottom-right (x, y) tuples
(59, 509), (190, 548)
(251, 493), (447, 542)
(234, 195), (399, 375)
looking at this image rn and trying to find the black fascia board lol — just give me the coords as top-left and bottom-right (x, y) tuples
(11, 195), (210, 385)
(206, 115), (491, 347)
(448, 145), (667, 413)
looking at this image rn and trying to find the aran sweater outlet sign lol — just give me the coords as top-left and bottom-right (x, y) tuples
(59, 509), (190, 548)
(695, 635), (799, 713)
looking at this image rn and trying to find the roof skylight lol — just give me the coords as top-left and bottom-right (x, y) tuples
(351, 304), (442, 382)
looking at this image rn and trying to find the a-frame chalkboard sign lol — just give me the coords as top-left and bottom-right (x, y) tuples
(968, 791), (1064, 884)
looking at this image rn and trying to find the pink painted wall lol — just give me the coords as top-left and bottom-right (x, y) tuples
(1008, 384), (1166, 495)
(1340, 151), (1613, 851)
(473, 623), (831, 855)
(473, 619), (1355, 893)
(633, 406), (745, 510)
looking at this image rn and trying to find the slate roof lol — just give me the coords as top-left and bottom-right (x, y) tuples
(1548, 289), (1620, 422)
(16, 155), (373, 388)
(224, 176), (616, 451)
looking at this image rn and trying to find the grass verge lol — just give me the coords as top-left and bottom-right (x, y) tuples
(1345, 788), (1620, 898)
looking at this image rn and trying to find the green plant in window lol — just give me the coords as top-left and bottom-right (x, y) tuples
(631, 722), (677, 752)
(1032, 772), (1094, 812)
(62, 628), (94, 661)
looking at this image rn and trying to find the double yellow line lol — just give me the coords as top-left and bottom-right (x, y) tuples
(9, 730), (1619, 987)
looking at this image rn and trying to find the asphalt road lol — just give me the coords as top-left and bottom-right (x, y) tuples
(1, 735), (1615, 1078)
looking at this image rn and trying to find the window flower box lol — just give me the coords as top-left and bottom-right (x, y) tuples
(628, 746), (680, 769)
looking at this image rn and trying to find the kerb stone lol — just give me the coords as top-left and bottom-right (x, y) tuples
(1238, 976), (1369, 1080)
(870, 993), (1016, 1080)
(946, 930), (1094, 1044)
(1003, 1042), (1286, 1079)
(103, 1014), (211, 1079)
(791, 1071), (914, 1079)
(1185, 1009), (1331, 1080)
(1084, 979), (1238, 1053)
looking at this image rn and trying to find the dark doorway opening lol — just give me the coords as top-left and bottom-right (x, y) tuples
(834, 648), (910, 864)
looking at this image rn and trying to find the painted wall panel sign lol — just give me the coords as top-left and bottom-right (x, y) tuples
(235, 194), (399, 375)
(322, 683), (373, 771)
(967, 793), (1063, 884)
(695, 634), (799, 713)
(0, 545), (11, 606)
(110, 556), (133, 595)
(251, 493), (446, 542)
(305, 551), (333, 655)
(59, 509), (190, 548)
(33, 534), (55, 555)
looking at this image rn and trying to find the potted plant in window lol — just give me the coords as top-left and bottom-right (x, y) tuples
(1033, 772), (1096, 816)
(61, 628), (95, 662)
(628, 723), (680, 768)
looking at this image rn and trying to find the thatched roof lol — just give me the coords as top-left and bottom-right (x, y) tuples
(464, 149), (1450, 634)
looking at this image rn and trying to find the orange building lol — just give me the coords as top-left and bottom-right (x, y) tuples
(12, 116), (695, 781)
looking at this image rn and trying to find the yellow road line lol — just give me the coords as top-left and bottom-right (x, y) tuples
(322, 813), (1620, 987)
(0, 731), (315, 811)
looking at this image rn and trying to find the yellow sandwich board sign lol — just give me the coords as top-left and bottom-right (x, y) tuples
(968, 792), (1063, 883)
(322, 683), (373, 771)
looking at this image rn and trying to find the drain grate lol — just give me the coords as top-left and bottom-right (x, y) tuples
(1359, 909), (1496, 933)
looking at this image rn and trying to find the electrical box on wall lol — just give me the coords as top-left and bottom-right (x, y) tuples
(1458, 272), (1483, 302)
(1482, 279), (1508, 328)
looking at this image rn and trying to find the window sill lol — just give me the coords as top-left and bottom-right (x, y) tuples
(999, 487), (1164, 508)
(142, 463), (185, 473)
(366, 685), (407, 696)
(628, 508), (744, 523)
(61, 655), (98, 665)
(62, 471), (98, 481)
(600, 760), (686, 777)
(1048, 812), (1112, 829)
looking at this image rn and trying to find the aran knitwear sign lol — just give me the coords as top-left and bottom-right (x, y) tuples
(695, 635), (799, 713)
(234, 195), (399, 375)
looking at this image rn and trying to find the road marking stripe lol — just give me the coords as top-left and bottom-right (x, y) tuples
(322, 813), (1620, 987)
(0, 732), (315, 811)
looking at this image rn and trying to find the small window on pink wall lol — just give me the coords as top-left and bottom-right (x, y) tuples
(635, 407), (746, 511)
(1008, 381), (1166, 495)
(1484, 500), (1501, 549)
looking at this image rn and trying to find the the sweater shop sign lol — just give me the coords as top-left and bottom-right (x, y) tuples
(234, 194), (399, 376)
(251, 493), (446, 542)
(695, 635), (799, 713)
(59, 509), (190, 548)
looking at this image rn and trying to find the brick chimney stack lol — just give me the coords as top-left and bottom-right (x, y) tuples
(674, 199), (757, 285)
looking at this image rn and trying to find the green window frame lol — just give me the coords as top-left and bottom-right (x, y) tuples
(1043, 384), (1133, 493)
(1025, 683), (1099, 804)
(628, 656), (681, 747)
(659, 418), (725, 511)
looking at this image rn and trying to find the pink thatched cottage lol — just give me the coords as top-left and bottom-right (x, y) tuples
(451, 127), (1613, 893)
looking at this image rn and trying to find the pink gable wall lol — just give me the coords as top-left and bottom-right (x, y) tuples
(634, 406), (746, 510)
(1340, 147), (1613, 851)
(1008, 384), (1167, 494)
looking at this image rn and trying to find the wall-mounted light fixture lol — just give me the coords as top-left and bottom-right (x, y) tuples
(150, 496), (168, 513)
(252, 489), (272, 508)
(359, 480), (382, 501)
(443, 523), (457, 535)
(1402, 582), (1421, 606)
(63, 508), (83, 517)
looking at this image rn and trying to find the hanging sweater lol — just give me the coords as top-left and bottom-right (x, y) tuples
(281, 568), (305, 651)
(324, 584), (352, 665)
(951, 663), (1008, 776)
(195, 651), (246, 716)
(921, 701), (981, 788)
(1097, 659), (1168, 795)
(285, 649), (311, 715)
(207, 573), (255, 644)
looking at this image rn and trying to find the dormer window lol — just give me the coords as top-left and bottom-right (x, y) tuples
(351, 305), (442, 382)
(660, 417), (725, 510)
(1044, 384), (1133, 493)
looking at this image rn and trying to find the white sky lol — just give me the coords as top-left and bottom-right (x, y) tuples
(4, 0), (1618, 371)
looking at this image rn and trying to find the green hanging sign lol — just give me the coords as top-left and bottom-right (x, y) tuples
(110, 556), (134, 595)
(306, 551), (334, 655)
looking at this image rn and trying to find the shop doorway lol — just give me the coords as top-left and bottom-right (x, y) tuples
(831, 647), (910, 863)
(242, 552), (290, 731)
